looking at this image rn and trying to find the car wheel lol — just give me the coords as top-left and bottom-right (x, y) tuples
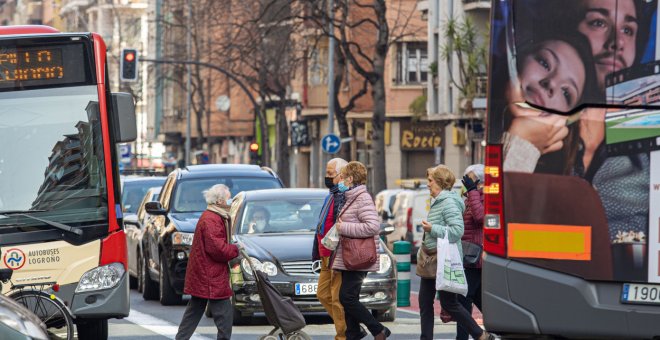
(137, 253), (144, 293)
(129, 274), (138, 290)
(373, 307), (396, 322)
(76, 318), (108, 340)
(142, 254), (159, 300)
(159, 254), (183, 306)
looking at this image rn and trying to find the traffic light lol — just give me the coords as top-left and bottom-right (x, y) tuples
(120, 48), (138, 82)
(249, 142), (260, 165)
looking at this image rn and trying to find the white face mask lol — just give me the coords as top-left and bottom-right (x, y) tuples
(255, 220), (266, 232)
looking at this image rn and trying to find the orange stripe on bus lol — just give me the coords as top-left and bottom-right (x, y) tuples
(507, 223), (591, 261)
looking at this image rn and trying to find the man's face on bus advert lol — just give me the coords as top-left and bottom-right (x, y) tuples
(578, 0), (638, 89)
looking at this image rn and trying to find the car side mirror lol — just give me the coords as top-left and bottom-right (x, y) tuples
(124, 214), (139, 228)
(379, 223), (395, 236)
(111, 92), (137, 142)
(145, 201), (166, 215)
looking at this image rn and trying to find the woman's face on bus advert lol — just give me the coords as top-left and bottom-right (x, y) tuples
(519, 40), (586, 112)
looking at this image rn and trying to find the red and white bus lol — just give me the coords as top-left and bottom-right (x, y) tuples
(0, 25), (136, 339)
(484, 0), (660, 338)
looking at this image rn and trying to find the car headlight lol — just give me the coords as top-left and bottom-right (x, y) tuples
(241, 257), (262, 276)
(75, 263), (125, 293)
(240, 257), (277, 277)
(261, 261), (278, 276)
(377, 254), (392, 274)
(0, 304), (48, 340)
(172, 231), (194, 246)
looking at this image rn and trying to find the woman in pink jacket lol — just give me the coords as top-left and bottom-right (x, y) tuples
(332, 161), (390, 340)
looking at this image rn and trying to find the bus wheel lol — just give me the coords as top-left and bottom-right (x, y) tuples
(76, 318), (108, 340)
(159, 254), (182, 306)
(142, 255), (159, 300)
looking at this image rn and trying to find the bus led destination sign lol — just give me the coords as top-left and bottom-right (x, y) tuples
(0, 48), (64, 82)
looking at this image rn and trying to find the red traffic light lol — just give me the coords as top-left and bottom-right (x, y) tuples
(125, 52), (135, 62)
(249, 143), (259, 152)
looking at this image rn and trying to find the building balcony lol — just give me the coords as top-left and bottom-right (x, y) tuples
(463, 0), (490, 11)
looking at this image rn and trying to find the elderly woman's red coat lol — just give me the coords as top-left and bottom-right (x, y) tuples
(183, 209), (239, 299)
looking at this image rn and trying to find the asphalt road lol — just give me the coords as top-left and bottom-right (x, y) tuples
(106, 265), (476, 339)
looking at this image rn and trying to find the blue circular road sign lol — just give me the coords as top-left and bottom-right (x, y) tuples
(321, 134), (341, 154)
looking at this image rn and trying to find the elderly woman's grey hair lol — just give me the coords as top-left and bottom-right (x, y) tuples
(329, 158), (348, 173)
(464, 164), (485, 182)
(203, 184), (231, 205)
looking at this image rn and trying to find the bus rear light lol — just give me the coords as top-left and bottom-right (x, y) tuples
(484, 214), (501, 229)
(483, 183), (500, 195)
(484, 145), (506, 257)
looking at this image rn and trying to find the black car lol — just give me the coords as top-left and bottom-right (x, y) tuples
(142, 164), (283, 305)
(227, 188), (397, 324)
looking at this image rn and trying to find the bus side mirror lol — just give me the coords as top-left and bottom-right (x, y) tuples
(112, 92), (137, 143)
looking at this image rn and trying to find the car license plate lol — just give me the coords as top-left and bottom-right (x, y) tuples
(621, 283), (660, 305)
(295, 283), (317, 296)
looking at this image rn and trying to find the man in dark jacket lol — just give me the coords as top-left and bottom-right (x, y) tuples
(314, 157), (349, 340)
(176, 184), (239, 340)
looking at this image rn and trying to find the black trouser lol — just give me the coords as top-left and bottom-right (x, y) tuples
(457, 268), (482, 340)
(439, 290), (483, 340)
(419, 278), (438, 340)
(175, 296), (232, 340)
(339, 270), (384, 339)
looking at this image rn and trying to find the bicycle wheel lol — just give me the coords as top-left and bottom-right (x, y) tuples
(10, 290), (74, 340)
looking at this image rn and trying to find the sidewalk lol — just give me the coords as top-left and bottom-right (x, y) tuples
(399, 292), (483, 325)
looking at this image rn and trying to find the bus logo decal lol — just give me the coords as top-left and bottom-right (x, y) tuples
(3, 248), (26, 270)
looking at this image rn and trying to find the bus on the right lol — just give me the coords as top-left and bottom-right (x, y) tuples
(484, 0), (660, 338)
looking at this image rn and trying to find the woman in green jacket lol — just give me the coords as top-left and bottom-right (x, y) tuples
(418, 165), (493, 340)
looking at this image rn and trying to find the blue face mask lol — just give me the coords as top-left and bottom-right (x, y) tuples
(337, 181), (350, 192)
(226, 198), (233, 206)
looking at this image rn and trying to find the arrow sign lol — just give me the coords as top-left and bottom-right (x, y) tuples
(321, 134), (341, 154)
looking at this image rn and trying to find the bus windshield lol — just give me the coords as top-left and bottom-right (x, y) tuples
(0, 86), (107, 225)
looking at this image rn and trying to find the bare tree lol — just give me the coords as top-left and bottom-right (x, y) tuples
(296, 0), (423, 193)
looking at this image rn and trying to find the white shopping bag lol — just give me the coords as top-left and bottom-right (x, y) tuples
(321, 225), (340, 250)
(435, 232), (468, 296)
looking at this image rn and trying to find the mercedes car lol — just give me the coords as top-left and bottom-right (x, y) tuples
(225, 188), (397, 324)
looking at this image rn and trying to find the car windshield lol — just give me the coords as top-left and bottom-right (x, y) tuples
(172, 177), (282, 213)
(122, 179), (166, 213)
(0, 86), (109, 226)
(237, 198), (325, 234)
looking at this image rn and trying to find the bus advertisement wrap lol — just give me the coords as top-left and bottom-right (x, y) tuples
(487, 0), (659, 283)
(651, 151), (660, 283)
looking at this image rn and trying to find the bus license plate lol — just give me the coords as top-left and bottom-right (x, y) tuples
(295, 283), (317, 296)
(621, 283), (660, 305)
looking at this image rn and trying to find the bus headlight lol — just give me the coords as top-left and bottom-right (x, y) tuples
(75, 263), (125, 293)
(172, 232), (194, 246)
(377, 254), (392, 274)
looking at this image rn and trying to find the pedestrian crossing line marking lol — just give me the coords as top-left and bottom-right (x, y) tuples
(125, 308), (210, 340)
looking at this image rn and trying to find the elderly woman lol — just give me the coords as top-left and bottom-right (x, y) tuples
(419, 165), (493, 340)
(456, 164), (486, 340)
(332, 161), (390, 340)
(175, 184), (239, 340)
